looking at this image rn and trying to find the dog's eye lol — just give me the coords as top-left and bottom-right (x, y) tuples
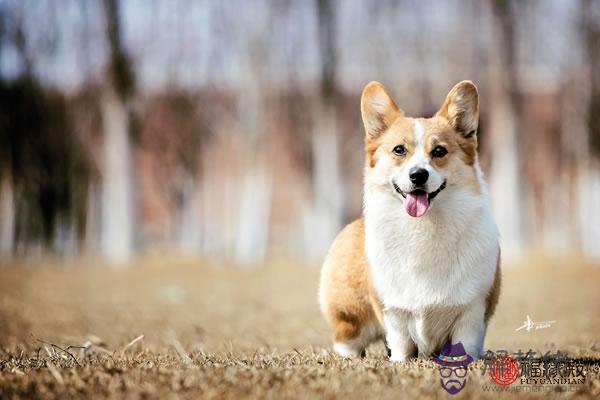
(432, 145), (448, 158)
(392, 145), (406, 156)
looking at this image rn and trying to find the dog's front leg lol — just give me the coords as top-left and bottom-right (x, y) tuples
(451, 301), (486, 359)
(384, 308), (416, 362)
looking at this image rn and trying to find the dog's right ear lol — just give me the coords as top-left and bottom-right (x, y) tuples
(361, 81), (402, 139)
(436, 80), (479, 139)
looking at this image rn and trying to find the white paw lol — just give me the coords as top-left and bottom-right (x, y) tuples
(333, 341), (363, 358)
(389, 352), (409, 363)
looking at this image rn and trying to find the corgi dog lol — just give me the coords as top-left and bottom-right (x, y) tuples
(319, 81), (500, 362)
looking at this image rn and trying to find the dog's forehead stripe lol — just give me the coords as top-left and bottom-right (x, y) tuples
(413, 119), (424, 149)
(411, 119), (427, 166)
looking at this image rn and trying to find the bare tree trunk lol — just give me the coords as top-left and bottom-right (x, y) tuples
(577, 163), (600, 259)
(488, 0), (526, 259)
(100, 0), (135, 264)
(302, 0), (343, 262)
(303, 103), (343, 261)
(235, 167), (272, 264)
(579, 0), (600, 259)
(233, 40), (272, 266)
(100, 90), (133, 263)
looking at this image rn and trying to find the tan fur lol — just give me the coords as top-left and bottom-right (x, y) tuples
(320, 219), (382, 343)
(485, 250), (502, 323)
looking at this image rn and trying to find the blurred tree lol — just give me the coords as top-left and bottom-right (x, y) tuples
(233, 15), (272, 266)
(583, 0), (600, 155)
(302, 0), (343, 261)
(488, 0), (526, 257)
(0, 3), (90, 257)
(0, 5), (13, 257)
(579, 0), (600, 258)
(100, 0), (135, 264)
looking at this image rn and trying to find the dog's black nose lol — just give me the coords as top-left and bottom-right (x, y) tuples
(409, 167), (429, 186)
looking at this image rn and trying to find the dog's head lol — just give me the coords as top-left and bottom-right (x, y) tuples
(361, 81), (480, 218)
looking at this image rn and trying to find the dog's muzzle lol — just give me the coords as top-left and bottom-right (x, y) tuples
(393, 180), (447, 200)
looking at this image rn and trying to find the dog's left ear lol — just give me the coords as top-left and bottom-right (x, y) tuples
(361, 81), (403, 139)
(436, 81), (479, 138)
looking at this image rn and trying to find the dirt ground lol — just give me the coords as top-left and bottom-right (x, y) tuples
(0, 255), (599, 399)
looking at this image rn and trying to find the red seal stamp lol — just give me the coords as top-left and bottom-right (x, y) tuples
(489, 355), (520, 386)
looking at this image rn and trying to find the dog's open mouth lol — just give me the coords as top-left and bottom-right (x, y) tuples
(392, 180), (447, 218)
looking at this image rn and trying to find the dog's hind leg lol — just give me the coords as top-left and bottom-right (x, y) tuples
(331, 313), (364, 357)
(332, 314), (383, 358)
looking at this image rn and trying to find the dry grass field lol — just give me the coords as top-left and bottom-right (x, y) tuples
(0, 255), (599, 399)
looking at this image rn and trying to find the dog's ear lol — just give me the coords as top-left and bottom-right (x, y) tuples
(361, 81), (402, 139)
(436, 80), (479, 139)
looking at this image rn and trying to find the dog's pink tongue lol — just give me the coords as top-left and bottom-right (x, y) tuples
(406, 191), (430, 217)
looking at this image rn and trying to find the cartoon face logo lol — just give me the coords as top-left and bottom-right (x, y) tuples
(438, 365), (469, 394)
(432, 342), (473, 395)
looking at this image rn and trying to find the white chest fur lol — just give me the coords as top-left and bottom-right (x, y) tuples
(364, 185), (499, 311)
